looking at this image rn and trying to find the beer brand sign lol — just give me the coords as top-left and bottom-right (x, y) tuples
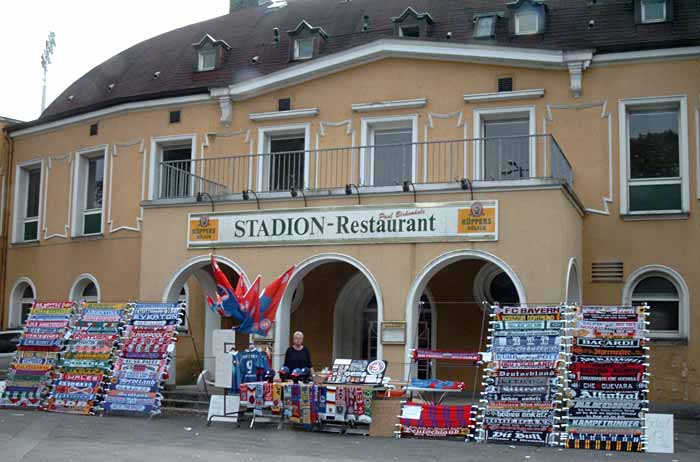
(188, 201), (498, 247)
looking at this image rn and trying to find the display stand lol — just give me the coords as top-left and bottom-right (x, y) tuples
(561, 304), (650, 452)
(206, 388), (241, 426)
(477, 305), (566, 447)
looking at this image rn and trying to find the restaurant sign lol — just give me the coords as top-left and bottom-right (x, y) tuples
(188, 201), (498, 247)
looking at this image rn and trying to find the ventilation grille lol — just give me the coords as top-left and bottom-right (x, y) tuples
(591, 259), (624, 283)
(498, 77), (513, 92)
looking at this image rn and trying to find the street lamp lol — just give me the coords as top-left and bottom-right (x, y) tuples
(242, 189), (260, 209)
(344, 183), (361, 205)
(196, 192), (215, 212)
(290, 187), (307, 207)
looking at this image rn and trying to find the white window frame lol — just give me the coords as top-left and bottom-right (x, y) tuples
(71, 145), (108, 237)
(474, 16), (496, 38)
(618, 95), (689, 215)
(256, 123), (311, 192)
(641, 0), (667, 24)
(198, 48), (217, 71)
(12, 159), (44, 244)
(69, 273), (101, 304)
(515, 10), (540, 35)
(473, 106), (537, 181)
(293, 37), (314, 60)
(148, 134), (197, 200)
(623, 264), (689, 340)
(360, 114), (418, 186)
(9, 277), (36, 328)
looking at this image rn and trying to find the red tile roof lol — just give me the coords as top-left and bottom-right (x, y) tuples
(14, 0), (700, 130)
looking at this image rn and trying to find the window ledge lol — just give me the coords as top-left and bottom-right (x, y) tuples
(621, 212), (689, 221)
(71, 233), (105, 241)
(10, 240), (40, 248)
(463, 89), (544, 103)
(647, 337), (688, 346)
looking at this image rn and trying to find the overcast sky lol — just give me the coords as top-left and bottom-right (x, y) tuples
(0, 1), (227, 122)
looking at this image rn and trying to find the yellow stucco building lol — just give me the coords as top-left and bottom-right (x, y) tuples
(2, 0), (699, 414)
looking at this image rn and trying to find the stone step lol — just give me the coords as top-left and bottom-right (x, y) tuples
(160, 405), (209, 417)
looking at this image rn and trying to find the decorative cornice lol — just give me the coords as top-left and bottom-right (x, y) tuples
(463, 89), (544, 103)
(249, 108), (319, 121)
(351, 98), (427, 112)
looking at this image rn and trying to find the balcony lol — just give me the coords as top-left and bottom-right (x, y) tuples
(154, 134), (573, 201)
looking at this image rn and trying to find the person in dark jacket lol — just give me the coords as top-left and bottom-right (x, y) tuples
(284, 331), (313, 374)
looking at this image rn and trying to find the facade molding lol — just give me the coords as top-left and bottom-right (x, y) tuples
(71, 144), (110, 237)
(249, 108), (320, 122)
(148, 134), (197, 201)
(12, 158), (45, 244)
(351, 98), (427, 112)
(565, 257), (583, 305)
(360, 114), (419, 185)
(545, 101), (613, 215)
(423, 111), (467, 182)
(109, 140), (145, 233)
(42, 152), (73, 240)
(463, 89), (544, 103)
(592, 46), (700, 66)
(256, 123), (312, 190)
(9, 277), (36, 328)
(316, 119), (356, 187)
(10, 94), (212, 138)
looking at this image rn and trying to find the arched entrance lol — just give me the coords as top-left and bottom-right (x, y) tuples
(274, 253), (383, 370)
(405, 250), (526, 382)
(162, 255), (249, 384)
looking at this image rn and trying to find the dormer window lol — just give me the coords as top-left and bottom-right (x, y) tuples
(391, 7), (434, 39)
(191, 34), (231, 72)
(198, 48), (217, 71)
(287, 20), (328, 61)
(638, 0), (671, 24)
(294, 37), (314, 60)
(473, 13), (502, 39)
(515, 9), (539, 35)
(507, 0), (546, 36)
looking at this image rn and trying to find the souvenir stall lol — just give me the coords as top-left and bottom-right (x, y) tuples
(104, 303), (184, 416)
(0, 302), (74, 408)
(45, 302), (127, 414)
(396, 349), (480, 440)
(477, 305), (566, 447)
(562, 305), (649, 452)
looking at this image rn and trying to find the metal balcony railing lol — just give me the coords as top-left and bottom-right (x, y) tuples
(156, 134), (573, 200)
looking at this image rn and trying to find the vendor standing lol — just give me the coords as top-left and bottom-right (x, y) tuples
(284, 331), (313, 373)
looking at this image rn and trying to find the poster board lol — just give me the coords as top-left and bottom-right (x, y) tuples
(645, 414), (673, 453)
(215, 353), (234, 389)
(381, 322), (406, 344)
(325, 359), (387, 385)
(207, 395), (240, 423)
(213, 330), (236, 357)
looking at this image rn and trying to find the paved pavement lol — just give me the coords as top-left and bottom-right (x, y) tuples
(0, 411), (697, 462)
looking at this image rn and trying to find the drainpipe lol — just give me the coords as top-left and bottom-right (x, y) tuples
(0, 128), (14, 331)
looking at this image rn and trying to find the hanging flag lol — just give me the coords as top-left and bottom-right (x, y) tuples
(210, 255), (245, 321)
(256, 266), (296, 335)
(237, 276), (261, 334)
(234, 274), (247, 300)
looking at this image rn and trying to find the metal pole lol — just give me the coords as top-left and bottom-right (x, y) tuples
(40, 32), (56, 114)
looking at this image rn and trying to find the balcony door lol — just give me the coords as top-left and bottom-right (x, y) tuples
(362, 115), (417, 186)
(475, 107), (535, 181)
(269, 136), (305, 191)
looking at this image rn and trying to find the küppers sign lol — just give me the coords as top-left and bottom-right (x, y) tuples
(188, 201), (498, 247)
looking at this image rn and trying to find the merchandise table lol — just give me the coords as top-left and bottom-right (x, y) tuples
(403, 387), (463, 405)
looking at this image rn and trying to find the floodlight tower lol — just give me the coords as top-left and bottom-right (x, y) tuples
(40, 31), (56, 114)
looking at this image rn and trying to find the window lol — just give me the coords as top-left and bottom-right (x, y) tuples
(90, 123), (98, 136)
(278, 98), (291, 112)
(474, 16), (496, 38)
(71, 276), (100, 305)
(474, 264), (519, 307)
(475, 107), (535, 181)
(641, 0), (666, 23)
(0, 331), (21, 355)
(361, 296), (378, 361)
(399, 25), (420, 38)
(416, 294), (434, 379)
(169, 111), (181, 124)
(293, 38), (314, 60)
(363, 115), (417, 186)
(177, 284), (189, 333)
(257, 125), (309, 192)
(152, 136), (195, 200)
(269, 136), (305, 191)
(198, 48), (217, 71)
(14, 162), (42, 242)
(621, 97), (688, 214)
(74, 149), (105, 236)
(10, 279), (35, 327)
(625, 266), (688, 339)
(498, 77), (513, 92)
(515, 10), (540, 35)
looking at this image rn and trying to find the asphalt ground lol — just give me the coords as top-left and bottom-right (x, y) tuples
(0, 411), (697, 462)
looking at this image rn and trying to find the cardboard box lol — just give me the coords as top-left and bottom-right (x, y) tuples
(369, 398), (402, 437)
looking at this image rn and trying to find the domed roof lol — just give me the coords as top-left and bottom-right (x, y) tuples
(20, 0), (700, 128)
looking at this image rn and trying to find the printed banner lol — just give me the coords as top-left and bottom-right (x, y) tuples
(485, 429), (554, 446)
